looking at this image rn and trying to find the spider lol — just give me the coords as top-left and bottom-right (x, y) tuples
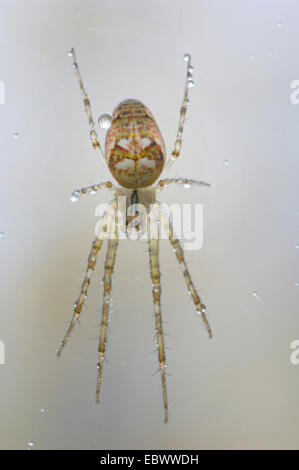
(57, 48), (212, 423)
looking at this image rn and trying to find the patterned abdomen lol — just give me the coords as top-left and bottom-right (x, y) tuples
(105, 99), (166, 188)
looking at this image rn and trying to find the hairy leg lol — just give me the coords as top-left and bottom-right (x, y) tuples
(96, 223), (119, 402)
(156, 204), (212, 338)
(156, 178), (210, 193)
(164, 54), (194, 173)
(57, 207), (113, 356)
(70, 181), (117, 202)
(68, 47), (106, 166)
(148, 234), (168, 423)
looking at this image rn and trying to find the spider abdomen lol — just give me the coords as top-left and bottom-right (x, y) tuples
(105, 99), (166, 188)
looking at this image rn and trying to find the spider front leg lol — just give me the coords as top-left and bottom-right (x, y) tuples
(164, 53), (194, 173)
(156, 204), (212, 338)
(96, 219), (119, 402)
(68, 47), (106, 166)
(148, 235), (168, 423)
(57, 206), (114, 356)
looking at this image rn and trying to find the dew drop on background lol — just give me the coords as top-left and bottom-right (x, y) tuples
(27, 440), (35, 449)
(98, 113), (112, 130)
(252, 291), (261, 301)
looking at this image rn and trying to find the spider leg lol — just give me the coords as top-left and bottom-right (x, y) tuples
(96, 224), (118, 402)
(156, 204), (212, 338)
(156, 178), (210, 193)
(148, 235), (168, 423)
(70, 181), (118, 202)
(164, 54), (194, 173)
(57, 207), (113, 356)
(69, 47), (106, 166)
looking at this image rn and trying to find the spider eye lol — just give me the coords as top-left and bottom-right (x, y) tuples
(98, 113), (112, 130)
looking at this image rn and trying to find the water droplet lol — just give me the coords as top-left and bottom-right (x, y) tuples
(224, 160), (229, 166)
(183, 53), (191, 63)
(70, 189), (80, 202)
(187, 79), (194, 88)
(13, 132), (19, 139)
(40, 408), (45, 413)
(0, 232), (4, 237)
(277, 21), (283, 27)
(72, 62), (78, 69)
(183, 182), (191, 189)
(188, 65), (194, 72)
(296, 244), (299, 249)
(252, 291), (261, 301)
(98, 113), (112, 130)
(28, 440), (35, 448)
(68, 49), (74, 57)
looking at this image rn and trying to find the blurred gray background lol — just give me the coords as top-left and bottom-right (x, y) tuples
(0, 0), (299, 450)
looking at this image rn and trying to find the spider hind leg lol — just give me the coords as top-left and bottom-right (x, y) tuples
(164, 54), (194, 173)
(69, 47), (106, 166)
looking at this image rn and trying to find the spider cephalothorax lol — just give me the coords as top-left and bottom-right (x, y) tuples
(58, 48), (212, 423)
